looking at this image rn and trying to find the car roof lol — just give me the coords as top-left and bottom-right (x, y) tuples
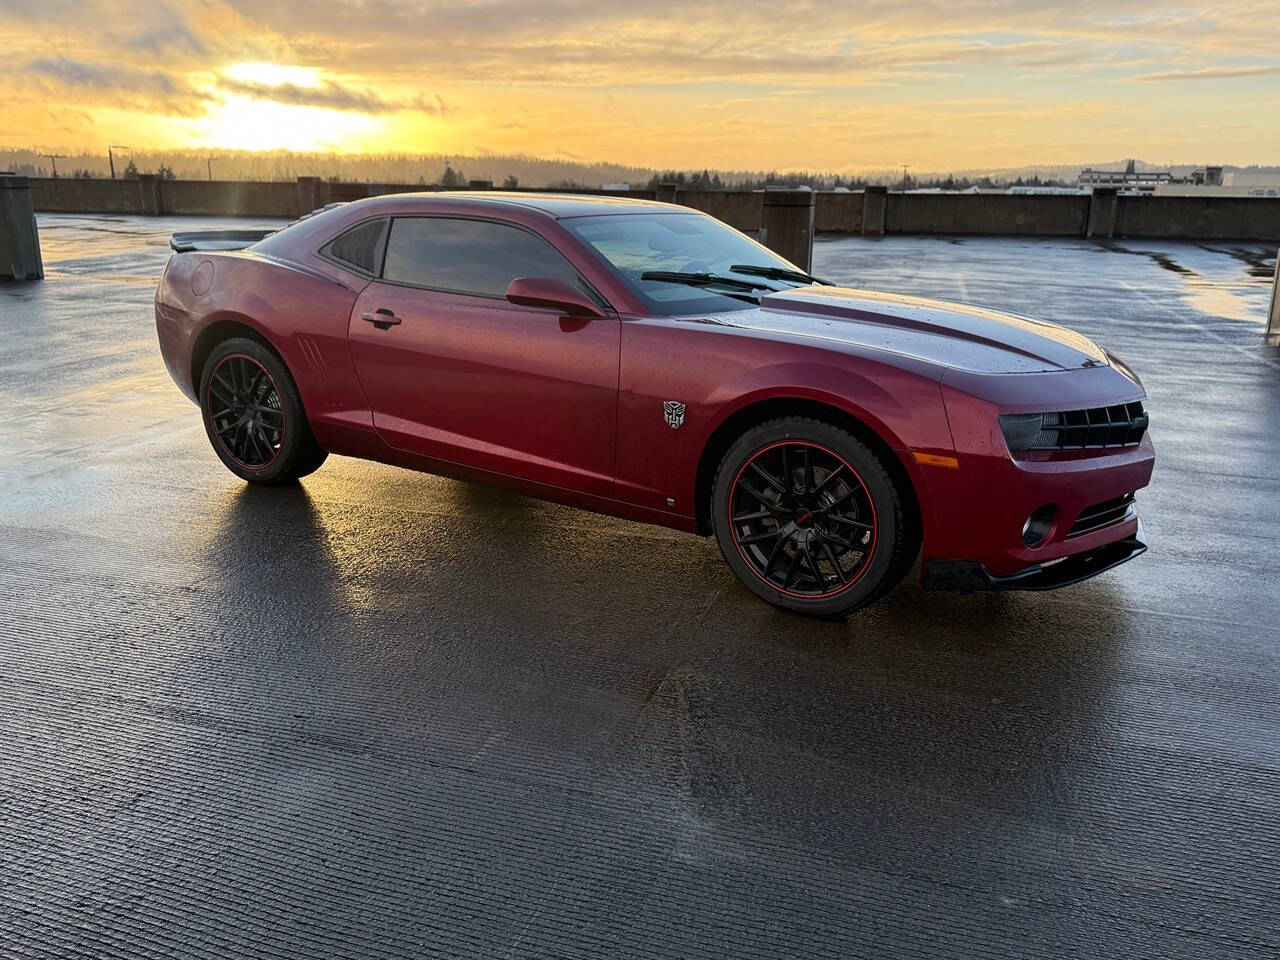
(350, 191), (685, 219)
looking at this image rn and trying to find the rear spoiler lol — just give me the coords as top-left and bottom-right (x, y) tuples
(170, 229), (276, 253)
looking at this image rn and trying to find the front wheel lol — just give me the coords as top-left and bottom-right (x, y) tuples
(711, 417), (911, 616)
(199, 337), (327, 484)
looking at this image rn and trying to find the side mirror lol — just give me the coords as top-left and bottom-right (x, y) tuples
(506, 276), (606, 318)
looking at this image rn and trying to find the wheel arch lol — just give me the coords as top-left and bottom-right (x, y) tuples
(189, 313), (283, 397)
(693, 395), (925, 551)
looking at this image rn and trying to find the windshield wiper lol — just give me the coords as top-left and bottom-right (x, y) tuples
(639, 270), (771, 304)
(729, 264), (833, 286)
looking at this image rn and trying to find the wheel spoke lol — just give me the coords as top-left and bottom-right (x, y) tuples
(819, 538), (847, 584)
(763, 536), (786, 577)
(250, 424), (272, 462)
(812, 464), (845, 496)
(749, 461), (787, 494)
(820, 486), (857, 512)
(736, 479), (782, 512)
(215, 418), (238, 443)
(243, 424), (262, 461)
(732, 508), (773, 523)
(250, 368), (271, 399)
(780, 445), (793, 496)
(783, 548), (802, 589)
(739, 527), (784, 546)
(209, 379), (236, 408)
(828, 513), (873, 531)
(803, 445), (815, 493)
(821, 527), (860, 551)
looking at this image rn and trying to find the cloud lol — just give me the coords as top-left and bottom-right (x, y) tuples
(219, 77), (396, 112)
(21, 56), (217, 114)
(1132, 64), (1280, 81)
(411, 93), (452, 116)
(217, 77), (454, 115)
(120, 23), (208, 57)
(26, 56), (183, 95)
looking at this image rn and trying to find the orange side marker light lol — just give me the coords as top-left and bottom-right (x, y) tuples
(912, 452), (960, 469)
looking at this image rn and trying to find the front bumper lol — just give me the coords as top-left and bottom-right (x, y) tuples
(924, 522), (1147, 592)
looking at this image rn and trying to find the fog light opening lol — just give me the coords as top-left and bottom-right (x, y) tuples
(1022, 505), (1056, 548)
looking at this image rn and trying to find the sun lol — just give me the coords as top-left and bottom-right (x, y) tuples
(222, 62), (323, 88)
(194, 62), (381, 152)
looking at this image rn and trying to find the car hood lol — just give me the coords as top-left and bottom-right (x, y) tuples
(716, 286), (1110, 375)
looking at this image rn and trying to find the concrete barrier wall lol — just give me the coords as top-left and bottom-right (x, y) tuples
(26, 177), (1280, 240)
(677, 191), (760, 231)
(161, 180), (299, 217)
(815, 192), (864, 233)
(30, 178), (147, 214)
(29, 178), (301, 217)
(886, 193), (1090, 236)
(1117, 196), (1280, 240)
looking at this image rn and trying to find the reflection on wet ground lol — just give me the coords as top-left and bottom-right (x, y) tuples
(1, 216), (1278, 959)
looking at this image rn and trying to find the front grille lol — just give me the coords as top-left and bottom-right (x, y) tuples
(1028, 401), (1148, 450)
(1068, 493), (1136, 538)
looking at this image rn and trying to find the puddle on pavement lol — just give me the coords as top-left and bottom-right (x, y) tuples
(1198, 245), (1278, 280)
(1106, 241), (1273, 326)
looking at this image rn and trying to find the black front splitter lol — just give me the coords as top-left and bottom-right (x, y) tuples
(923, 525), (1147, 594)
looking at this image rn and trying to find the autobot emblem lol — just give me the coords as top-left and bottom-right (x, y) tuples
(663, 401), (686, 429)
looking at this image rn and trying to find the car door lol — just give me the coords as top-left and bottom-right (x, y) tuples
(347, 215), (620, 498)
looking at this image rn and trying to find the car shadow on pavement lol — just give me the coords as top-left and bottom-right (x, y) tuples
(200, 472), (1131, 838)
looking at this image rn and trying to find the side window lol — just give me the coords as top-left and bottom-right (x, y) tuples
(320, 218), (387, 275)
(382, 217), (582, 298)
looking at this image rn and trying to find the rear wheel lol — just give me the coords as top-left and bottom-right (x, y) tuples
(199, 337), (327, 484)
(711, 417), (912, 616)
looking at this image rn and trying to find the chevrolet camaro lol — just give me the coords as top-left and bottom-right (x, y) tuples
(155, 192), (1154, 616)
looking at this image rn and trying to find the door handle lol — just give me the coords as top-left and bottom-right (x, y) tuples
(361, 308), (401, 328)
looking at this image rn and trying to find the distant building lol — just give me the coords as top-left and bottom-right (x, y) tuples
(1190, 166), (1224, 186)
(1077, 168), (1175, 193)
(1007, 185), (1088, 195)
(1154, 168), (1280, 198)
(602, 182), (630, 191)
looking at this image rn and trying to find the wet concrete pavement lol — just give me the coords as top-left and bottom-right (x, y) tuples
(2, 215), (1278, 958)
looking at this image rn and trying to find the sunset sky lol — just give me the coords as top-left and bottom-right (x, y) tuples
(3, 0), (1279, 171)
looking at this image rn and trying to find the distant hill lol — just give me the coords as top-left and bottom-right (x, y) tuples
(2, 146), (1275, 188)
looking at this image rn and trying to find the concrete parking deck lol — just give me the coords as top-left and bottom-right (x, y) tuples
(2, 215), (1278, 959)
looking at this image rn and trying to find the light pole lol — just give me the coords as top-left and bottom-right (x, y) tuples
(108, 146), (130, 180)
(41, 154), (67, 178)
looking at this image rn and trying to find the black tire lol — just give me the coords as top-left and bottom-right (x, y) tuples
(710, 416), (914, 616)
(199, 337), (327, 484)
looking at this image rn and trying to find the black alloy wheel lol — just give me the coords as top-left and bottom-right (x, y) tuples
(711, 417), (913, 616)
(199, 337), (328, 484)
(207, 354), (285, 469)
(727, 440), (877, 598)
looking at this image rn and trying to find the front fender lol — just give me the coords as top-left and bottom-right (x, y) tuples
(615, 319), (955, 527)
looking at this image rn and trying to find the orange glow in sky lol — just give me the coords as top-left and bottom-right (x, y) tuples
(5, 0), (1279, 171)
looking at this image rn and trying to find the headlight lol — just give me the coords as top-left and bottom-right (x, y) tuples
(1104, 349), (1144, 389)
(999, 413), (1046, 453)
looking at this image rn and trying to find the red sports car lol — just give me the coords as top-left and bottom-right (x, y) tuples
(155, 193), (1154, 615)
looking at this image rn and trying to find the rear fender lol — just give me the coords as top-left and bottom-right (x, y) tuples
(159, 252), (370, 439)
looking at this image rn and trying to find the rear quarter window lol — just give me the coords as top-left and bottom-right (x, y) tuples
(320, 219), (388, 275)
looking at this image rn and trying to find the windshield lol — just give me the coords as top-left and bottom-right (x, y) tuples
(560, 212), (808, 315)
